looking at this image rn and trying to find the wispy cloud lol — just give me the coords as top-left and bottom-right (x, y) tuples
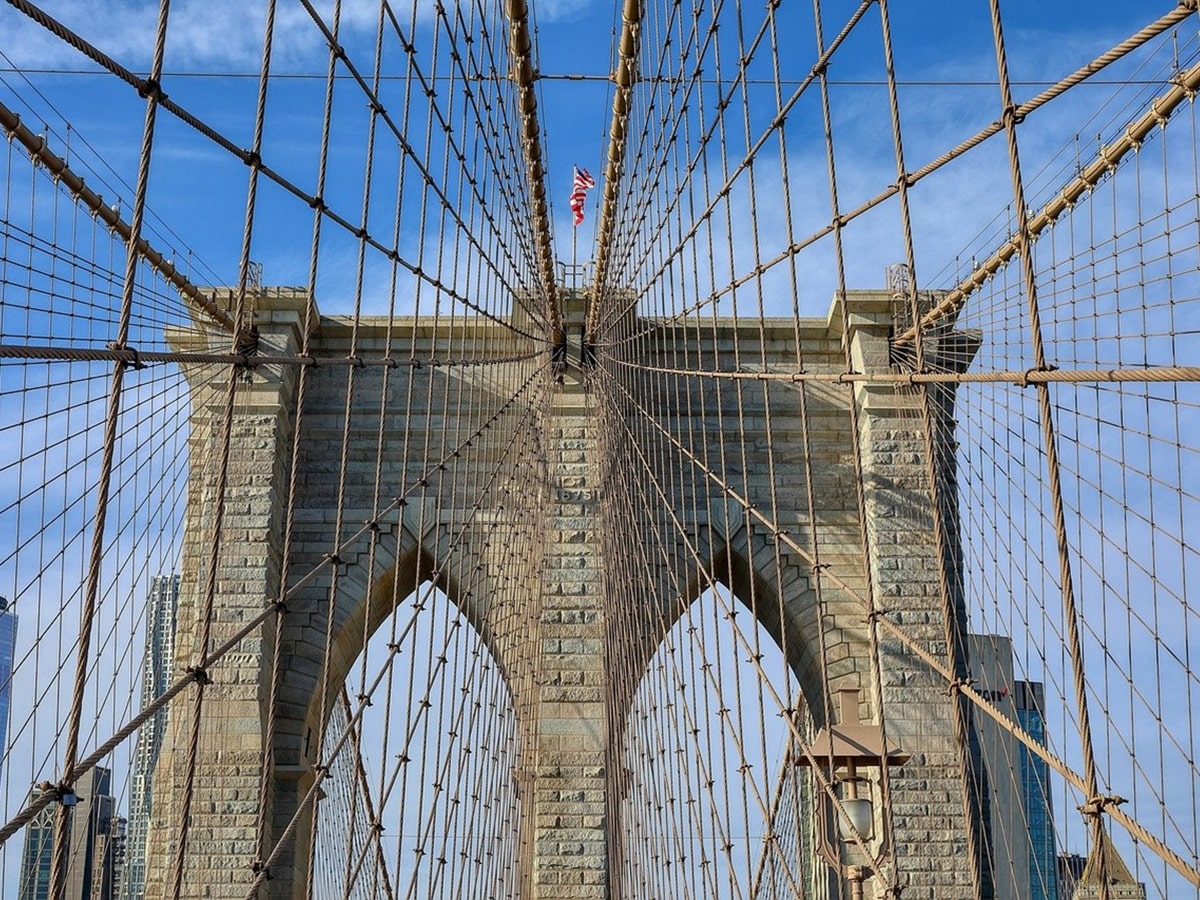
(1, 0), (392, 71)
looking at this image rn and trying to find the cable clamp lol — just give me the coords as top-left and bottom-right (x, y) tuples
(1001, 104), (1026, 127)
(137, 77), (166, 102)
(235, 325), (260, 360)
(1019, 364), (1057, 387)
(1078, 794), (1126, 817)
(187, 665), (212, 686)
(39, 781), (78, 806)
(109, 342), (147, 370)
(945, 676), (973, 697)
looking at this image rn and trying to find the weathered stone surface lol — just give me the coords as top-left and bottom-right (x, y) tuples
(151, 289), (979, 900)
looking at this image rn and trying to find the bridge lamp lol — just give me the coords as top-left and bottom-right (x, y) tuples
(836, 781), (874, 842)
(797, 688), (909, 898)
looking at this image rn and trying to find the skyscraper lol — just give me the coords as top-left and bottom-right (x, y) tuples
(1013, 680), (1059, 899)
(0, 597), (17, 783)
(121, 574), (178, 900)
(18, 795), (53, 900)
(968, 634), (1060, 900)
(18, 767), (125, 899)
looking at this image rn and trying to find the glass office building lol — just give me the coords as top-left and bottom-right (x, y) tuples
(121, 575), (179, 900)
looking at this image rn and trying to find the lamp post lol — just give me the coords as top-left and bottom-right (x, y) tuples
(796, 688), (909, 900)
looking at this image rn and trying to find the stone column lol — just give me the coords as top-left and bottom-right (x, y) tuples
(527, 380), (611, 900)
(146, 289), (312, 898)
(843, 291), (980, 900)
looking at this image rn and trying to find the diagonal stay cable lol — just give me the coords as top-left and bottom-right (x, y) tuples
(297, 0), (547, 332)
(2, 0), (542, 341)
(597, 362), (1200, 889)
(0, 97), (234, 333)
(0, 362), (546, 849)
(241, 379), (548, 899)
(894, 54), (1200, 348)
(602, 2), (1198, 348)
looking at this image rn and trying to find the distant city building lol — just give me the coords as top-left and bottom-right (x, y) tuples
(17, 796), (51, 900)
(1013, 680), (1059, 898)
(1058, 851), (1087, 898)
(0, 597), (16, 784)
(121, 574), (179, 900)
(18, 767), (125, 899)
(1065, 828), (1146, 899)
(968, 634), (1059, 900)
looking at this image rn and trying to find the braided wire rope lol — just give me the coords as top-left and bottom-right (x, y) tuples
(1, 1), (1199, 898)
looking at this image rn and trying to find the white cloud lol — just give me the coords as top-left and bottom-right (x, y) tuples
(1, 0), (396, 71)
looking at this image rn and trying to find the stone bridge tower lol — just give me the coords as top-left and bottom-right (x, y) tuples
(145, 287), (983, 900)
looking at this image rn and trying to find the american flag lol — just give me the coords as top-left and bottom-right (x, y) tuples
(569, 166), (596, 226)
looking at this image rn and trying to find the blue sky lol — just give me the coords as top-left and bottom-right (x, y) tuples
(0, 0), (1170, 312)
(2, 1), (1199, 897)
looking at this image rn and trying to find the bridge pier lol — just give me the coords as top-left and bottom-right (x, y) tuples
(846, 293), (983, 899)
(148, 290), (312, 898)
(522, 381), (612, 900)
(146, 287), (988, 899)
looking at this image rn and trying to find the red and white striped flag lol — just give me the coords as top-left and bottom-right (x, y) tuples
(569, 166), (596, 226)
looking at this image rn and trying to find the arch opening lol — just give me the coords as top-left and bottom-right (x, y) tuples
(308, 575), (523, 900)
(617, 579), (824, 900)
